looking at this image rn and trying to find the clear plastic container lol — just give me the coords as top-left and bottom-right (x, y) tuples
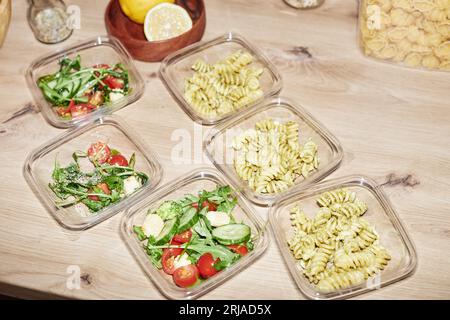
(23, 115), (163, 230)
(269, 175), (417, 300)
(120, 167), (270, 300)
(159, 31), (283, 125)
(26, 35), (145, 128)
(204, 97), (343, 207)
(358, 0), (450, 71)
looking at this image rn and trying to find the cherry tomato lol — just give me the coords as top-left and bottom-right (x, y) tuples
(97, 182), (111, 195)
(170, 238), (183, 246)
(173, 264), (199, 288)
(227, 244), (248, 256)
(192, 201), (217, 211)
(55, 106), (70, 118)
(197, 253), (220, 279)
(103, 75), (124, 89)
(108, 154), (129, 167)
(161, 248), (183, 275)
(69, 102), (96, 118)
(172, 229), (192, 244)
(88, 182), (111, 201)
(87, 142), (111, 164)
(203, 200), (217, 211)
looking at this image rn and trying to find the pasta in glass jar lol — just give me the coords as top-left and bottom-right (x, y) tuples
(359, 0), (450, 71)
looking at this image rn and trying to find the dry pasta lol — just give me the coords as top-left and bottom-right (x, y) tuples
(184, 50), (265, 118)
(231, 118), (319, 194)
(359, 0), (450, 71)
(287, 188), (391, 292)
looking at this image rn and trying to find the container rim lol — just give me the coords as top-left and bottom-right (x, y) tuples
(120, 167), (270, 299)
(23, 115), (163, 230)
(203, 96), (344, 207)
(25, 35), (145, 129)
(158, 31), (283, 126)
(268, 174), (418, 300)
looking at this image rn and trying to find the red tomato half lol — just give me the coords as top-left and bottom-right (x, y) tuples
(192, 201), (217, 211)
(87, 142), (111, 164)
(97, 182), (111, 195)
(173, 265), (199, 288)
(227, 244), (248, 256)
(202, 200), (217, 211)
(88, 182), (111, 201)
(103, 75), (124, 89)
(55, 106), (70, 118)
(108, 154), (129, 167)
(161, 248), (183, 275)
(172, 229), (192, 244)
(69, 104), (89, 118)
(170, 239), (183, 246)
(197, 253), (220, 279)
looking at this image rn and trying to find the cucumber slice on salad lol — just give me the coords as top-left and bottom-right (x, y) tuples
(212, 223), (251, 245)
(178, 207), (199, 233)
(154, 218), (179, 245)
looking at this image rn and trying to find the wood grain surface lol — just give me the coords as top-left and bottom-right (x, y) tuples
(0, 0), (449, 300)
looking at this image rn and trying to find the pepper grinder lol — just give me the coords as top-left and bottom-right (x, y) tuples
(27, 0), (73, 44)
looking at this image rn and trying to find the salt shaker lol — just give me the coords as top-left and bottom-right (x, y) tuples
(27, 0), (73, 44)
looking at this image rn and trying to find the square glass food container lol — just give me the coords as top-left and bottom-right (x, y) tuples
(269, 175), (417, 300)
(159, 31), (283, 125)
(26, 35), (145, 128)
(120, 167), (270, 300)
(204, 97), (343, 207)
(23, 115), (163, 230)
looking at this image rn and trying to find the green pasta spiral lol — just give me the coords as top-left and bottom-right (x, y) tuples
(184, 50), (265, 118)
(232, 118), (320, 194)
(287, 188), (391, 292)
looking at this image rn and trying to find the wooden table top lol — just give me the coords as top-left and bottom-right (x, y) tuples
(0, 0), (449, 300)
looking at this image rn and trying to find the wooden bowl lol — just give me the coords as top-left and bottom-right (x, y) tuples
(105, 0), (206, 62)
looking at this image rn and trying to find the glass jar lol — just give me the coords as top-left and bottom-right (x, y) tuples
(0, 0), (11, 48)
(283, 0), (325, 9)
(27, 0), (73, 44)
(358, 0), (450, 71)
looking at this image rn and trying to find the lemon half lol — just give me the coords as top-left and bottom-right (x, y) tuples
(144, 3), (193, 42)
(119, 0), (175, 24)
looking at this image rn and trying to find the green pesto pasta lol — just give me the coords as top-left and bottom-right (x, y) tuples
(231, 118), (319, 194)
(287, 188), (391, 292)
(184, 50), (264, 118)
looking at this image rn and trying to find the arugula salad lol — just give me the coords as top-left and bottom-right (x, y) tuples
(37, 55), (131, 120)
(49, 141), (148, 213)
(134, 185), (254, 288)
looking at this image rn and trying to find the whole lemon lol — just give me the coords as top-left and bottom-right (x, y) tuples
(119, 0), (175, 24)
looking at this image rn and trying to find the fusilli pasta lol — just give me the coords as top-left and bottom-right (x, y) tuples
(287, 188), (391, 292)
(232, 118), (320, 194)
(184, 50), (265, 118)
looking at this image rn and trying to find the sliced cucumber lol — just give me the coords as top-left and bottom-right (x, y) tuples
(178, 207), (199, 233)
(154, 218), (179, 245)
(212, 224), (251, 245)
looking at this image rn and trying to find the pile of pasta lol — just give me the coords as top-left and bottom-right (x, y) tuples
(231, 118), (319, 194)
(183, 50), (264, 118)
(359, 0), (450, 71)
(287, 188), (391, 292)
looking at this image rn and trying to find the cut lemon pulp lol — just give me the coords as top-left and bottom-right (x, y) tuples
(144, 3), (193, 42)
